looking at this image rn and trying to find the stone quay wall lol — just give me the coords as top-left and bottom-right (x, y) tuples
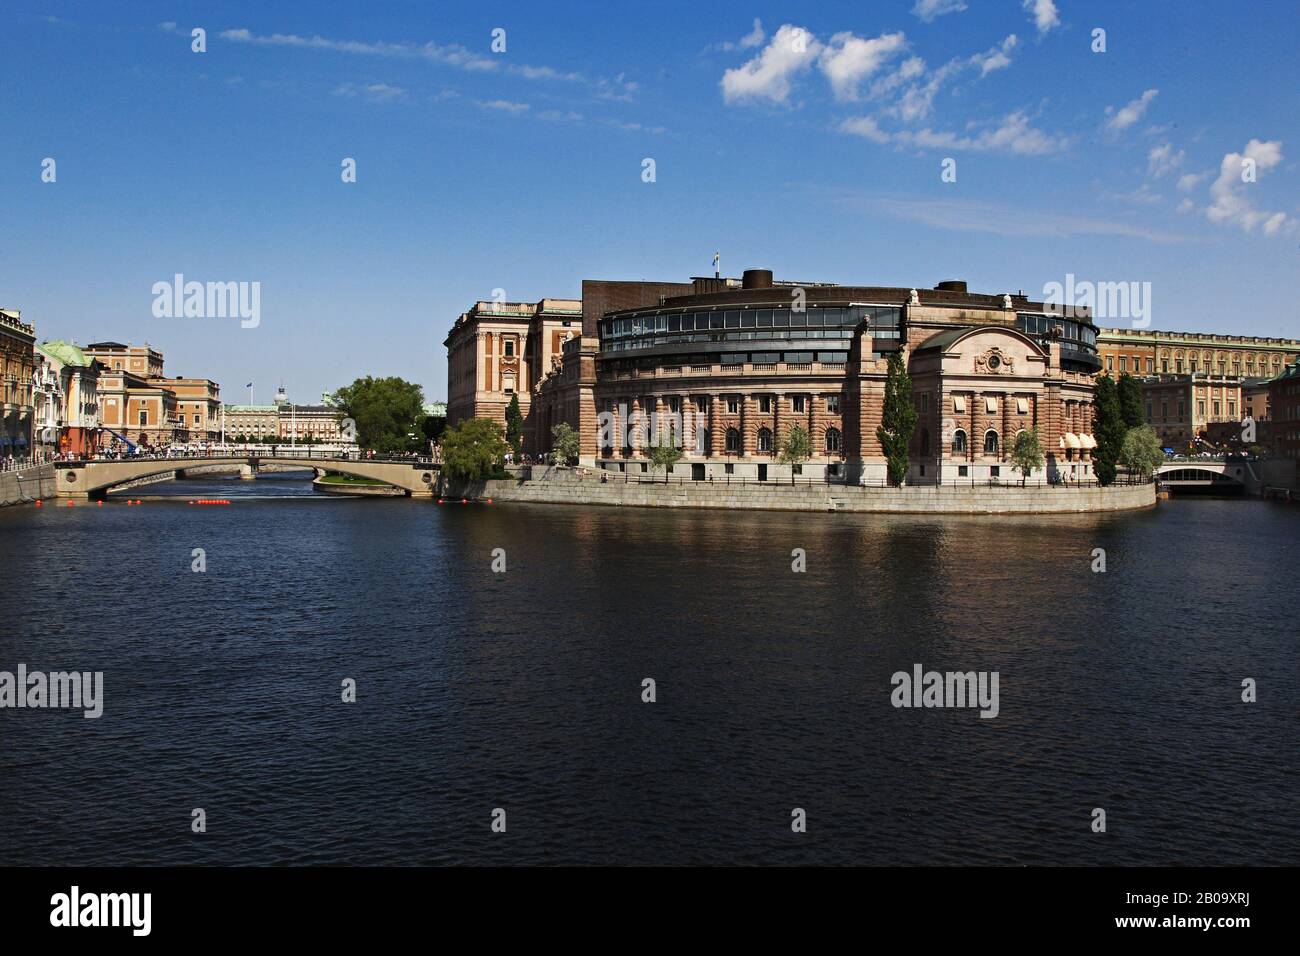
(0, 465), (56, 507)
(442, 470), (1156, 514)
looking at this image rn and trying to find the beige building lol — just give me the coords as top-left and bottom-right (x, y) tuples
(1097, 328), (1300, 379)
(223, 387), (348, 443)
(445, 298), (583, 447)
(164, 377), (222, 442)
(34, 341), (101, 455)
(1, 307), (36, 461)
(97, 368), (183, 448)
(83, 341), (165, 379)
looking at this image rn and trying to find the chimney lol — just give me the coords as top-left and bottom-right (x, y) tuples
(742, 269), (773, 290)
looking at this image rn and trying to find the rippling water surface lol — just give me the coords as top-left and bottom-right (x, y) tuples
(1, 472), (1296, 865)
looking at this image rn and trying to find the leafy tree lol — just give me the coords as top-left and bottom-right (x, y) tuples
(331, 376), (425, 454)
(421, 413), (447, 448)
(648, 422), (683, 482)
(1093, 374), (1126, 486)
(504, 394), (524, 457)
(876, 352), (918, 486)
(551, 422), (581, 466)
(1010, 427), (1045, 486)
(441, 418), (509, 482)
(1119, 425), (1164, 479)
(1118, 373), (1145, 429)
(778, 424), (811, 484)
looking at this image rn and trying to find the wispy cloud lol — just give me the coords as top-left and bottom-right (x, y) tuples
(478, 99), (530, 113)
(1147, 142), (1184, 178)
(819, 31), (908, 101)
(815, 189), (1191, 243)
(912, 0), (968, 24)
(1105, 89), (1158, 132)
(710, 18), (766, 53)
(333, 82), (406, 102)
(842, 110), (1068, 156)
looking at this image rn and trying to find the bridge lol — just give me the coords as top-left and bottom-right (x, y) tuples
(52, 453), (441, 499)
(1154, 459), (1252, 494)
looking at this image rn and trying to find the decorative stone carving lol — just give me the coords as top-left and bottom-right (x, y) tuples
(908, 289), (920, 306)
(975, 346), (1014, 374)
(1002, 293), (1013, 310)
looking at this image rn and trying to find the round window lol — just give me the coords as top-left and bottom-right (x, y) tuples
(987, 354), (1001, 370)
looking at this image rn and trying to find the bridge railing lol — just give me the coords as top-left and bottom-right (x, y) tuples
(55, 449), (440, 467)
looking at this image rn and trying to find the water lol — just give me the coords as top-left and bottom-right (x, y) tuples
(1, 472), (1296, 865)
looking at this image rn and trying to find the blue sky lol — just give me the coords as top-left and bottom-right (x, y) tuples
(2, 1), (1297, 403)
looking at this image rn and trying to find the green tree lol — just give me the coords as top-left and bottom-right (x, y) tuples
(778, 424), (812, 484)
(504, 393), (524, 457)
(876, 352), (918, 486)
(1093, 374), (1126, 486)
(1118, 372), (1145, 429)
(551, 422), (580, 466)
(1010, 427), (1045, 486)
(331, 376), (425, 454)
(440, 418), (509, 482)
(647, 417), (683, 482)
(1119, 425), (1163, 479)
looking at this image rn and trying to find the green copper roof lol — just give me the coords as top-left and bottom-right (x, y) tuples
(38, 340), (92, 367)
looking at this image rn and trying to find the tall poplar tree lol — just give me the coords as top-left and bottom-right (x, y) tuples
(876, 352), (918, 486)
(1093, 375), (1126, 486)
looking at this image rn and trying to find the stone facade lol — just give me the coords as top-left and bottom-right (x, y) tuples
(473, 272), (1104, 484)
(1, 307), (35, 461)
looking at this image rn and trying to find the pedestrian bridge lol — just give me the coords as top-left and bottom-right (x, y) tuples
(53, 454), (440, 498)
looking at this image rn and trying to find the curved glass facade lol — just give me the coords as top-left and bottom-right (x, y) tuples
(1015, 313), (1101, 369)
(601, 305), (901, 354)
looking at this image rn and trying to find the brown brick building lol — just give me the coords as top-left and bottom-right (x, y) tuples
(451, 269), (1104, 484)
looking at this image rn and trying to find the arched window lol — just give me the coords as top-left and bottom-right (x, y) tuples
(984, 430), (999, 455)
(953, 429), (967, 453)
(825, 427), (841, 454)
(757, 427), (773, 453)
(920, 428), (930, 456)
(725, 427), (741, 453)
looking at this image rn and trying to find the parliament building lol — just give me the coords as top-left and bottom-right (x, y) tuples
(445, 269), (1102, 484)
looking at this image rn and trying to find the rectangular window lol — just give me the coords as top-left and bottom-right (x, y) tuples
(727, 397), (739, 414)
(504, 340), (514, 356)
(793, 396), (807, 413)
(958, 465), (968, 477)
(991, 466), (1000, 478)
(756, 310), (772, 328)
(985, 397), (997, 414)
(740, 311), (755, 328)
(139, 409), (147, 426)
(920, 393), (929, 414)
(1016, 397), (1029, 414)
(759, 396), (772, 413)
(826, 395), (840, 413)
(724, 311), (740, 329)
(1120, 357), (1128, 371)
(953, 395), (966, 413)
(1107, 356), (1114, 370)
(710, 313), (723, 330)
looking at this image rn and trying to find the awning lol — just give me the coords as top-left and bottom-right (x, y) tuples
(14, 437), (28, 446)
(1064, 432), (1082, 449)
(1162, 447), (1175, 454)
(1079, 433), (1096, 449)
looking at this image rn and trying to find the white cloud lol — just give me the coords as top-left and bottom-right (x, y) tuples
(1105, 89), (1158, 132)
(1023, 0), (1061, 36)
(818, 30), (908, 101)
(970, 34), (1018, 76)
(912, 0), (968, 24)
(711, 19), (766, 53)
(739, 18), (766, 49)
(1206, 139), (1291, 235)
(479, 99), (530, 113)
(820, 190), (1189, 243)
(842, 111), (1067, 155)
(333, 82), (406, 102)
(1176, 172), (1206, 192)
(721, 24), (822, 104)
(1147, 143), (1185, 178)
(839, 116), (892, 143)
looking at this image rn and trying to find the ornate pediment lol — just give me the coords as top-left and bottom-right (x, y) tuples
(974, 346), (1014, 374)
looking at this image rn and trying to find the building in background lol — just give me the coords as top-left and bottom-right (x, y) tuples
(444, 298), (583, 449)
(1270, 360), (1300, 460)
(82, 341), (165, 378)
(1, 307), (36, 462)
(222, 385), (347, 444)
(162, 377), (221, 443)
(34, 340), (101, 455)
(1096, 329), (1300, 379)
(96, 367), (182, 448)
(454, 270), (1105, 484)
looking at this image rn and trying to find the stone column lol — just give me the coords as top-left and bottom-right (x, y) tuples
(748, 395), (759, 457)
(708, 394), (719, 457)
